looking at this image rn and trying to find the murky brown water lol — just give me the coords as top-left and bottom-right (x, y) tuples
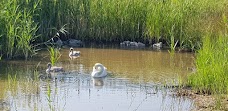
(0, 47), (195, 111)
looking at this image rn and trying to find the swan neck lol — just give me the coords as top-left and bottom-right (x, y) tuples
(92, 64), (107, 77)
(95, 64), (105, 72)
(46, 66), (51, 73)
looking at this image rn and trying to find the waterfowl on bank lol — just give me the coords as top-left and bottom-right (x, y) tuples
(46, 62), (64, 74)
(152, 42), (163, 49)
(91, 63), (107, 78)
(69, 47), (80, 57)
(120, 41), (145, 48)
(68, 39), (83, 47)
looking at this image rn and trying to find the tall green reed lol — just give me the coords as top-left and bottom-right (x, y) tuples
(16, 9), (39, 59)
(48, 46), (61, 66)
(187, 2), (228, 93)
(0, 0), (39, 60)
(169, 25), (178, 53)
(46, 82), (54, 111)
(187, 33), (228, 94)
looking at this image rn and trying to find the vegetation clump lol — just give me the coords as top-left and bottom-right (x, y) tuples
(0, 0), (227, 59)
(187, 13), (228, 95)
(187, 34), (228, 94)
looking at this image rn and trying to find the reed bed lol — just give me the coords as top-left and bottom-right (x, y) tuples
(0, 0), (227, 59)
(0, 0), (39, 59)
(187, 33), (228, 94)
(186, 10), (228, 94)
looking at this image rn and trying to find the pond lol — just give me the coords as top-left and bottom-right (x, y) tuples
(0, 47), (196, 111)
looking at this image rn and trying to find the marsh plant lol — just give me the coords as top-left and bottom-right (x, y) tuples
(0, 0), (227, 59)
(46, 83), (54, 111)
(48, 46), (61, 66)
(187, 34), (228, 94)
(0, 0), (39, 60)
(187, 13), (228, 94)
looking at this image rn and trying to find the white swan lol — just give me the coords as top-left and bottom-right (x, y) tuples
(69, 47), (80, 57)
(91, 63), (107, 78)
(46, 63), (64, 74)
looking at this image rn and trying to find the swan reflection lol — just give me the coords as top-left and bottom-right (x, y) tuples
(92, 77), (105, 89)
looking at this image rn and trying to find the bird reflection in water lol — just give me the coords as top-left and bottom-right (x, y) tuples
(92, 77), (105, 89)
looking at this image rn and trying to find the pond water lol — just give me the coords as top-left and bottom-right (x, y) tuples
(0, 47), (196, 111)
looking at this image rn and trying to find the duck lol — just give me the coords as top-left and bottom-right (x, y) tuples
(46, 62), (64, 74)
(91, 63), (107, 78)
(69, 47), (80, 57)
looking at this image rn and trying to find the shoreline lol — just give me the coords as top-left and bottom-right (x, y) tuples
(175, 87), (228, 111)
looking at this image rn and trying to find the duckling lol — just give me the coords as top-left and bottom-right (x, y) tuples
(46, 63), (64, 74)
(69, 47), (80, 57)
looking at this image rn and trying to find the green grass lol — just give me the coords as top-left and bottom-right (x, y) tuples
(187, 34), (228, 94)
(0, 0), (39, 60)
(186, 12), (228, 95)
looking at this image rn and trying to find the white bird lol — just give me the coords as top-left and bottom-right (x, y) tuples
(152, 42), (162, 49)
(91, 63), (107, 78)
(69, 47), (80, 57)
(46, 62), (64, 74)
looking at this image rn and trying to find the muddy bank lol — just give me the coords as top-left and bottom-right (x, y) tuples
(175, 87), (228, 111)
